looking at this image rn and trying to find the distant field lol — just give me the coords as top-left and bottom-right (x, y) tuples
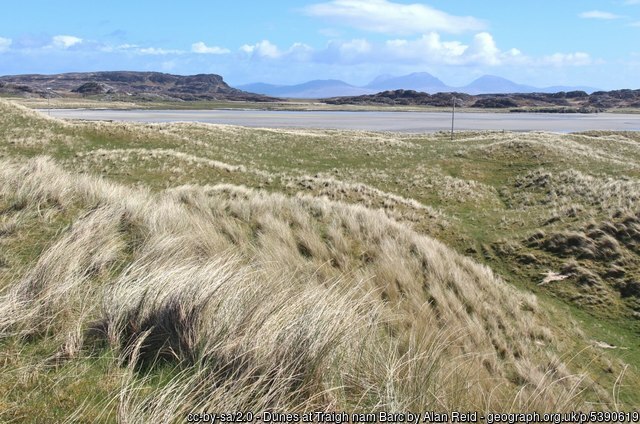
(1, 99), (640, 421)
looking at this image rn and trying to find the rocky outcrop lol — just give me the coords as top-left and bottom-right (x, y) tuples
(0, 71), (277, 102)
(72, 82), (114, 95)
(324, 89), (640, 111)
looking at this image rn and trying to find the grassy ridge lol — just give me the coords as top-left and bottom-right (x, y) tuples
(0, 100), (639, 420)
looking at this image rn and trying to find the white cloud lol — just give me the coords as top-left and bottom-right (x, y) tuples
(105, 44), (183, 55)
(542, 52), (592, 66)
(0, 37), (11, 52)
(287, 42), (314, 61)
(137, 47), (182, 55)
(382, 33), (468, 64)
(579, 10), (622, 19)
(317, 38), (372, 64)
(338, 38), (372, 54)
(51, 35), (83, 49)
(308, 32), (591, 70)
(232, 35), (594, 71)
(304, 0), (485, 35)
(240, 40), (314, 62)
(241, 40), (282, 58)
(466, 32), (501, 65)
(191, 41), (230, 54)
(116, 44), (139, 50)
(316, 32), (526, 67)
(631, 21), (640, 26)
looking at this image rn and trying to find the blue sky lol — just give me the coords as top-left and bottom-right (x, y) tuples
(1, 0), (639, 89)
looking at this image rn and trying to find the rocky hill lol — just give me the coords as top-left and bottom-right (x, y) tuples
(324, 89), (640, 111)
(0, 71), (276, 102)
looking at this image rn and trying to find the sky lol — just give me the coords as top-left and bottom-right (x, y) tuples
(1, 0), (639, 89)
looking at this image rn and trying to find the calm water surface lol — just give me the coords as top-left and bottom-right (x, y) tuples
(45, 109), (640, 133)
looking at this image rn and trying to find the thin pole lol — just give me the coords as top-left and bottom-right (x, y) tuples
(451, 96), (455, 140)
(46, 88), (51, 116)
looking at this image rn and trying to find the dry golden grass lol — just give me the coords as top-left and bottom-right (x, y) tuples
(2, 99), (639, 420)
(513, 169), (640, 213)
(458, 132), (640, 169)
(0, 156), (607, 419)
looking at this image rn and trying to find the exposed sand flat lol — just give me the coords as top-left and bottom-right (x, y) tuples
(44, 108), (640, 132)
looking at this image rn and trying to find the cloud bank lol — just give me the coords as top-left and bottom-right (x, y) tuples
(51, 35), (83, 49)
(304, 0), (485, 35)
(241, 33), (589, 70)
(0, 30), (594, 73)
(192, 42), (230, 54)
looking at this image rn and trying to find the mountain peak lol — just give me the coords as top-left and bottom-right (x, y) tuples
(463, 75), (536, 94)
(471, 75), (513, 83)
(368, 74), (394, 86)
(366, 72), (447, 93)
(236, 79), (372, 98)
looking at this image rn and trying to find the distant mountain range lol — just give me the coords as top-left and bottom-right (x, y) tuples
(237, 79), (372, 98)
(236, 73), (599, 98)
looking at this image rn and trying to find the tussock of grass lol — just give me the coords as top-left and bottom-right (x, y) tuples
(514, 169), (640, 212)
(460, 133), (639, 169)
(76, 148), (247, 173)
(521, 209), (640, 317)
(0, 156), (606, 419)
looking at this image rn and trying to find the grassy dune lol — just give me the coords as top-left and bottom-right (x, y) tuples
(0, 100), (639, 421)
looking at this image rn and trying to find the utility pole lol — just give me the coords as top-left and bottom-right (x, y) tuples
(46, 87), (52, 116)
(450, 95), (456, 141)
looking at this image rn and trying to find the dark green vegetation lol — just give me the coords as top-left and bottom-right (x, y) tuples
(1, 100), (640, 421)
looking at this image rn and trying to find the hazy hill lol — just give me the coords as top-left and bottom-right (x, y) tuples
(235, 82), (284, 95)
(365, 72), (449, 93)
(462, 75), (537, 95)
(236, 73), (600, 98)
(237, 72), (454, 99)
(237, 79), (374, 98)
